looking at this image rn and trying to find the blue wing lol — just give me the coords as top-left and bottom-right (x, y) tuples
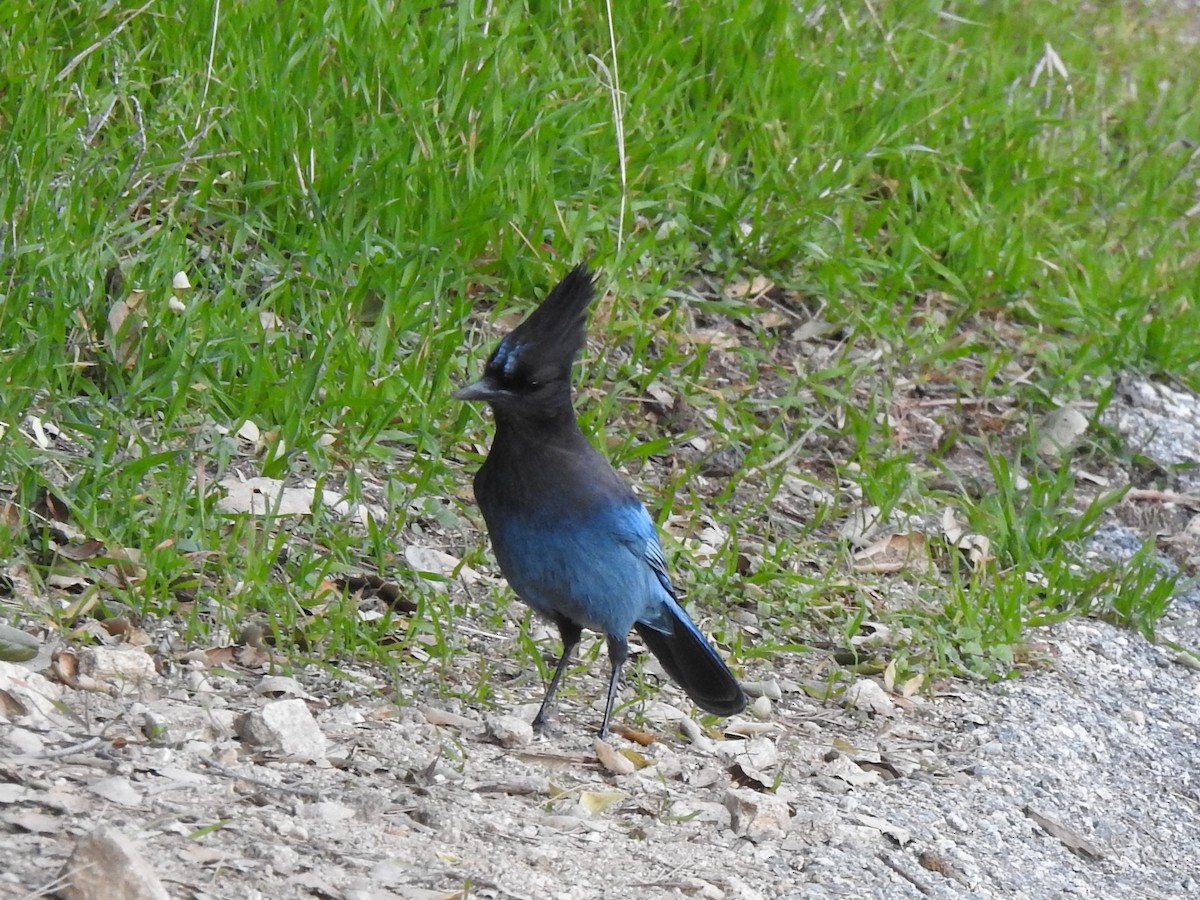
(485, 497), (677, 638)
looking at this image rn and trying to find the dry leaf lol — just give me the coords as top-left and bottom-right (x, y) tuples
(941, 508), (993, 570)
(883, 658), (897, 693)
(609, 723), (657, 746)
(178, 845), (229, 866)
(236, 420), (261, 445)
(1, 501), (20, 535)
(35, 486), (71, 524)
(404, 546), (481, 585)
(839, 505), (884, 545)
(919, 850), (962, 880)
(52, 649), (79, 686)
(853, 532), (929, 574)
(900, 673), (925, 698)
(593, 739), (636, 776)
(26, 416), (53, 450)
(726, 275), (774, 298)
(108, 288), (147, 368)
(55, 538), (106, 562)
(852, 812), (913, 845)
(216, 477), (313, 516)
(5, 810), (62, 834)
(819, 753), (882, 787)
(202, 644), (271, 670)
(682, 328), (740, 350)
(794, 315), (838, 341)
(339, 574), (418, 614)
(1036, 406), (1089, 458)
(578, 790), (628, 814)
(1024, 805), (1105, 860)
(618, 748), (652, 769)
(0, 625), (39, 663)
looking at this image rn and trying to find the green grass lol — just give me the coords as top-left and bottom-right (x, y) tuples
(2, 1), (1198, 699)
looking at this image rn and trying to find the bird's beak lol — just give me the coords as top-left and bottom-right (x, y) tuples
(453, 375), (501, 402)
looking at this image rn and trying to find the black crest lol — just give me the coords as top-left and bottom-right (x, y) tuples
(485, 264), (596, 389)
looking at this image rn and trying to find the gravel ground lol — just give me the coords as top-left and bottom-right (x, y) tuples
(2, 592), (1198, 900)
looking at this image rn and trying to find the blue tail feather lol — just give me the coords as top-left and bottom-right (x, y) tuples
(635, 598), (745, 716)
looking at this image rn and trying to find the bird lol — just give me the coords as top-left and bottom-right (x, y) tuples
(454, 263), (746, 737)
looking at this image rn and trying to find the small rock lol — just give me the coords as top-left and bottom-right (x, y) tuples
(474, 775), (551, 795)
(307, 800), (357, 823)
(237, 698), (327, 760)
(678, 876), (726, 899)
(721, 736), (779, 770)
(368, 858), (409, 886)
(58, 827), (169, 900)
(669, 799), (731, 826)
(142, 701), (237, 744)
(741, 679), (783, 700)
(852, 812), (913, 845)
(250, 841), (302, 874)
(843, 679), (895, 717)
(1036, 405), (1089, 458)
(485, 714), (534, 748)
(676, 715), (717, 752)
(640, 700), (690, 726)
(254, 675), (316, 700)
(650, 745), (683, 780)
(818, 753), (883, 788)
(725, 787), (791, 842)
(0, 661), (65, 730)
(1121, 708), (1146, 727)
(4, 726), (45, 755)
(539, 814), (593, 833)
(0, 623), (39, 662)
(77, 647), (157, 693)
(87, 776), (143, 807)
(423, 706), (482, 729)
(749, 695), (773, 719)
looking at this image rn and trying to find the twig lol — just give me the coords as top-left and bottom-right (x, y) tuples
(123, 113), (220, 218)
(862, 0), (902, 71)
(1126, 488), (1200, 510)
(39, 736), (102, 759)
(55, 0), (158, 82)
(196, 0), (221, 130)
(23, 870), (81, 900)
(911, 396), (1014, 409)
(740, 415), (831, 479)
(592, 0), (627, 252)
(121, 93), (147, 197)
(197, 757), (322, 799)
(878, 851), (933, 896)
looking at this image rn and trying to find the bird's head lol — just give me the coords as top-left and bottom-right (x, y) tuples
(454, 264), (596, 419)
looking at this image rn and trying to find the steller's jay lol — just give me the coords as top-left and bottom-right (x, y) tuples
(454, 264), (746, 736)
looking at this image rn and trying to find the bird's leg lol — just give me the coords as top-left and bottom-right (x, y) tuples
(598, 635), (630, 739)
(532, 622), (582, 732)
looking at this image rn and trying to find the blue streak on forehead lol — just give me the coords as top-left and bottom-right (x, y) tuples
(491, 336), (525, 378)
